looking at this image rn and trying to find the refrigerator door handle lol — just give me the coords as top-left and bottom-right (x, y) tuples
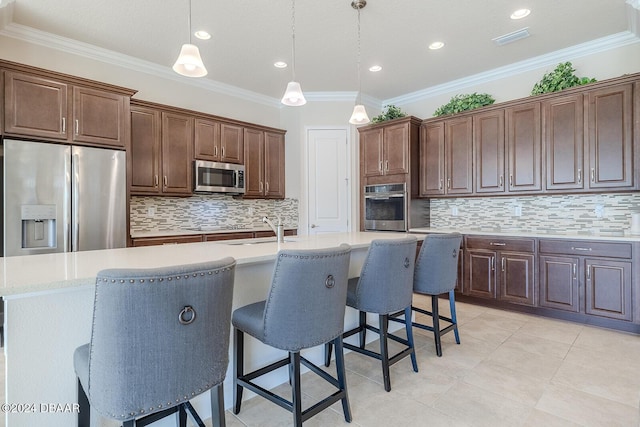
(71, 151), (80, 252)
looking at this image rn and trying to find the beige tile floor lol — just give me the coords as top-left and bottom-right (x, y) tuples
(219, 295), (640, 427)
(2, 296), (639, 427)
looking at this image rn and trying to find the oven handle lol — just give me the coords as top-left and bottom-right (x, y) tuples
(365, 193), (405, 200)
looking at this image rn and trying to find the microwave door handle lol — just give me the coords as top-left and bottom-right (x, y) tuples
(235, 170), (240, 189)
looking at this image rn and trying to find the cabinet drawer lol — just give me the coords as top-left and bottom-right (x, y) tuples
(539, 239), (632, 259)
(465, 236), (535, 252)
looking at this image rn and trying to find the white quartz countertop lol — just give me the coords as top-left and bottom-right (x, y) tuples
(0, 231), (419, 298)
(409, 227), (640, 242)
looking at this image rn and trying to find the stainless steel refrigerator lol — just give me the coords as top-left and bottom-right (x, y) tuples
(1, 139), (126, 257)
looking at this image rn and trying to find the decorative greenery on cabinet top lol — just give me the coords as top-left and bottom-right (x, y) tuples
(433, 93), (495, 117)
(371, 104), (408, 123)
(531, 61), (596, 95)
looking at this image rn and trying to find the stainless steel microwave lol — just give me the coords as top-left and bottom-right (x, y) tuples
(193, 160), (245, 194)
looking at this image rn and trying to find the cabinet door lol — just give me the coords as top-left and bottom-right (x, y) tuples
(474, 110), (505, 194)
(264, 131), (285, 199)
(539, 255), (580, 312)
(360, 128), (384, 177)
(243, 128), (265, 198)
(419, 122), (445, 196)
(506, 103), (542, 192)
(383, 122), (409, 175)
(465, 249), (496, 298)
(543, 94), (584, 191)
(72, 86), (127, 148)
(194, 118), (221, 161)
(161, 112), (193, 195)
(4, 71), (68, 140)
(586, 84), (634, 189)
(585, 258), (632, 321)
(130, 106), (161, 194)
(446, 117), (473, 194)
(220, 123), (244, 164)
(499, 252), (535, 306)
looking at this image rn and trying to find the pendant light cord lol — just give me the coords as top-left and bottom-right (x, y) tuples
(356, 6), (362, 105)
(187, 0), (193, 44)
(291, 0), (297, 81)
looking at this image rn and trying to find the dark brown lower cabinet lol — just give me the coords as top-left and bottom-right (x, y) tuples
(539, 255), (580, 312)
(539, 239), (633, 321)
(464, 236), (536, 306)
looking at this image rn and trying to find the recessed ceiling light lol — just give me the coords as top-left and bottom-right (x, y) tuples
(274, 61), (288, 69)
(510, 8), (531, 19)
(369, 65), (382, 72)
(428, 41), (445, 50)
(194, 30), (211, 40)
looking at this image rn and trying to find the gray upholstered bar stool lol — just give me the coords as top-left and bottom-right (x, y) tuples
(74, 258), (236, 427)
(392, 233), (462, 357)
(325, 237), (418, 392)
(232, 245), (352, 427)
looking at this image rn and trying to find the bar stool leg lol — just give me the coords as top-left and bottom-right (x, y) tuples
(432, 295), (442, 357)
(449, 290), (460, 344)
(358, 311), (367, 349)
(324, 342), (333, 367)
(77, 379), (90, 427)
(290, 352), (303, 427)
(379, 314), (391, 392)
(211, 383), (226, 427)
(404, 306), (418, 372)
(333, 336), (352, 422)
(233, 328), (244, 414)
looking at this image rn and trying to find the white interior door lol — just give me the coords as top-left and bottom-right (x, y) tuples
(307, 128), (350, 234)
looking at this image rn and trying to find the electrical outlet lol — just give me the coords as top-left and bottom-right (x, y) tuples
(594, 204), (604, 218)
(147, 207), (155, 218)
(451, 206), (459, 216)
(514, 205), (522, 217)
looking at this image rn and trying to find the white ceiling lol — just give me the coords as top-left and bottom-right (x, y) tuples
(1, 0), (638, 103)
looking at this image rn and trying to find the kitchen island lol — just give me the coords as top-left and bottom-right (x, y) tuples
(1, 231), (419, 427)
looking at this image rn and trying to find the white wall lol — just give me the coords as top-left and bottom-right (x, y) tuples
(396, 42), (640, 119)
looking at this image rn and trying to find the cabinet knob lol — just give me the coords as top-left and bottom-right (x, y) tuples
(311, 224), (318, 228)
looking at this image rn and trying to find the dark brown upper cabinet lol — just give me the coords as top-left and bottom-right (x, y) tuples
(474, 110), (506, 194)
(243, 128), (285, 199)
(129, 102), (193, 196)
(505, 102), (542, 193)
(585, 83), (634, 190)
(3, 67), (133, 149)
(543, 94), (585, 191)
(420, 116), (473, 196)
(194, 119), (244, 164)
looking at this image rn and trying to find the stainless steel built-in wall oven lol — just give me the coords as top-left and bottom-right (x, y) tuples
(364, 183), (407, 231)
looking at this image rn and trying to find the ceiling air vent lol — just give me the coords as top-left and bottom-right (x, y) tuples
(492, 27), (530, 46)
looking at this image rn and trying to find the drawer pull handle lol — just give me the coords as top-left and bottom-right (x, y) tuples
(499, 175), (503, 187)
(573, 263), (577, 280)
(571, 247), (592, 252)
(491, 256), (495, 271)
(577, 168), (582, 183)
(501, 257), (505, 272)
(490, 242), (506, 246)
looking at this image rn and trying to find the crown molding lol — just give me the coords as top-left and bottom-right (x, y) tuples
(384, 31), (640, 106)
(0, 22), (282, 108)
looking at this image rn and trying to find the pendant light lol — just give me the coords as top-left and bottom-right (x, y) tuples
(349, 0), (370, 124)
(281, 0), (306, 106)
(173, 0), (208, 78)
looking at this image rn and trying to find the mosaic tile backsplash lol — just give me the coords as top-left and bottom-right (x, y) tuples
(428, 193), (640, 235)
(130, 195), (298, 233)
